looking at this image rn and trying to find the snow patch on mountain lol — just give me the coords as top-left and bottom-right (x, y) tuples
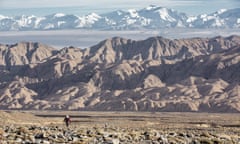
(128, 9), (139, 18)
(34, 17), (45, 28)
(54, 13), (66, 18)
(0, 15), (8, 20)
(237, 18), (240, 23)
(44, 24), (54, 30)
(157, 8), (176, 22)
(77, 13), (102, 28)
(216, 9), (227, 15)
(86, 13), (101, 21)
(145, 5), (159, 11)
(186, 16), (197, 22)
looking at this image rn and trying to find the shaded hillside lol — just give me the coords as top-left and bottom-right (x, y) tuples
(0, 35), (239, 112)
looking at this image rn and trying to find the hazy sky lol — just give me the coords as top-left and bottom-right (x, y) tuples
(0, 0), (239, 16)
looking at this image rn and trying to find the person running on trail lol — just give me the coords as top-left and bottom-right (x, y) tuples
(64, 115), (71, 127)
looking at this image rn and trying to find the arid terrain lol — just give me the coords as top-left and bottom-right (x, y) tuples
(0, 35), (240, 143)
(1, 2), (240, 143)
(0, 110), (239, 143)
(0, 35), (240, 112)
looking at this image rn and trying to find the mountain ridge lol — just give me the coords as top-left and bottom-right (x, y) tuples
(0, 6), (239, 31)
(0, 35), (240, 112)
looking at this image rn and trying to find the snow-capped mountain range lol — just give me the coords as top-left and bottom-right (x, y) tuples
(0, 5), (239, 31)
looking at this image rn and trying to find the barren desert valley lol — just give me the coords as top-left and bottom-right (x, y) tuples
(0, 111), (240, 143)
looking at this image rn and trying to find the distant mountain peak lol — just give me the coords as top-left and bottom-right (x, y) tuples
(54, 13), (66, 18)
(217, 9), (227, 14)
(144, 5), (160, 10)
(0, 6), (239, 31)
(0, 15), (7, 20)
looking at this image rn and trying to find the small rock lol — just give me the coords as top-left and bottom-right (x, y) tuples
(72, 136), (79, 142)
(35, 133), (44, 139)
(15, 137), (23, 143)
(111, 138), (120, 144)
(42, 140), (50, 144)
(158, 135), (168, 144)
(35, 139), (42, 144)
(200, 132), (211, 138)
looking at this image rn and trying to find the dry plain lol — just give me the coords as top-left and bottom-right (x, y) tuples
(0, 111), (240, 143)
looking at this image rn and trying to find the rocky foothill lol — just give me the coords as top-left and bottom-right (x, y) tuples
(0, 35), (240, 112)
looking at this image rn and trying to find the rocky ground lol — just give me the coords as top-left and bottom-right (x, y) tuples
(0, 111), (240, 144)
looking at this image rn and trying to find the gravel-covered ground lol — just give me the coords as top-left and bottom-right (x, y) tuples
(0, 111), (239, 144)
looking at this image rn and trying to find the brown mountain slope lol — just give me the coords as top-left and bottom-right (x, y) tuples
(0, 42), (56, 68)
(0, 35), (239, 112)
(87, 35), (240, 63)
